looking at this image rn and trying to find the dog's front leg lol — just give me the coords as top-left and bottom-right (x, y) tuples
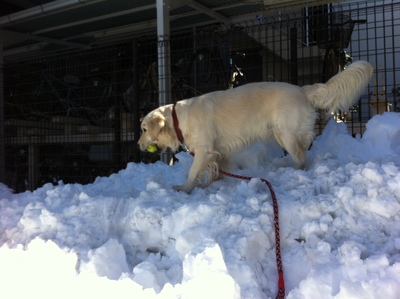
(173, 151), (212, 193)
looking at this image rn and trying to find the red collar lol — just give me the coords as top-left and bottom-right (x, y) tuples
(172, 104), (184, 144)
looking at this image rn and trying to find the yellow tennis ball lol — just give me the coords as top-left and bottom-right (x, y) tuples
(147, 144), (158, 153)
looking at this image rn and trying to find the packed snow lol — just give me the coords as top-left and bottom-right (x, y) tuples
(1, 112), (400, 299)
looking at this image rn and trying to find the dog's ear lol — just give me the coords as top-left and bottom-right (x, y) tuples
(147, 112), (165, 140)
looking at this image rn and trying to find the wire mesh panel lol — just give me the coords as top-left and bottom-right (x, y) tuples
(3, 45), (134, 191)
(1, 0), (399, 192)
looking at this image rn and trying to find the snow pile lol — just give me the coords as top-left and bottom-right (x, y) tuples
(1, 112), (400, 299)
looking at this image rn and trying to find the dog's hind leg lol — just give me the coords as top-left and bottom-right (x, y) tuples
(274, 131), (307, 170)
(288, 144), (307, 170)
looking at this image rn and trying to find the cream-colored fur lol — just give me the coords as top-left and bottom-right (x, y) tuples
(138, 61), (373, 193)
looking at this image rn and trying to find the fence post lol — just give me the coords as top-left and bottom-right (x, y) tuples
(157, 0), (173, 165)
(290, 26), (298, 85)
(132, 38), (141, 163)
(0, 30), (5, 185)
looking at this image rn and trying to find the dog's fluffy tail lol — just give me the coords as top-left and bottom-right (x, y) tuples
(302, 60), (373, 112)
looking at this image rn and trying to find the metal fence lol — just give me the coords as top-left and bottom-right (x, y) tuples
(1, 0), (399, 192)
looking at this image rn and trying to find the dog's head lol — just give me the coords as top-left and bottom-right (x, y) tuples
(138, 107), (180, 153)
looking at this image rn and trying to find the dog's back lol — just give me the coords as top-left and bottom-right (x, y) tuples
(183, 82), (315, 162)
(186, 61), (373, 162)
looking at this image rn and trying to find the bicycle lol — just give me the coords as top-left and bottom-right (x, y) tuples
(319, 14), (366, 121)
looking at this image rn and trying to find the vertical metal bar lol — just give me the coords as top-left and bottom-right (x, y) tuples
(113, 51), (121, 166)
(28, 144), (39, 191)
(356, 1), (362, 124)
(157, 0), (173, 164)
(0, 30), (5, 184)
(192, 27), (197, 92)
(290, 26), (298, 85)
(391, 0), (398, 111)
(132, 38), (141, 163)
(280, 17), (284, 81)
(373, 2), (378, 97)
(365, 1), (372, 119)
(271, 21), (276, 80)
(157, 0), (171, 107)
(382, 0), (388, 113)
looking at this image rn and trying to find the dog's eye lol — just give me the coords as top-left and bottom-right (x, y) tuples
(142, 128), (147, 133)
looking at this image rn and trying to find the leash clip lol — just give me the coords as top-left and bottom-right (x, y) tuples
(180, 143), (190, 153)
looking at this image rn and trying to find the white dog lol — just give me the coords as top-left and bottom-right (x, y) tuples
(138, 61), (373, 193)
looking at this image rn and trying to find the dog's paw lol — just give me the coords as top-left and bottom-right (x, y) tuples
(173, 184), (183, 191)
(173, 183), (194, 194)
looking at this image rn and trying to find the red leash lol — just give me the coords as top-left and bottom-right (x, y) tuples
(172, 104), (285, 298)
(219, 170), (285, 299)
